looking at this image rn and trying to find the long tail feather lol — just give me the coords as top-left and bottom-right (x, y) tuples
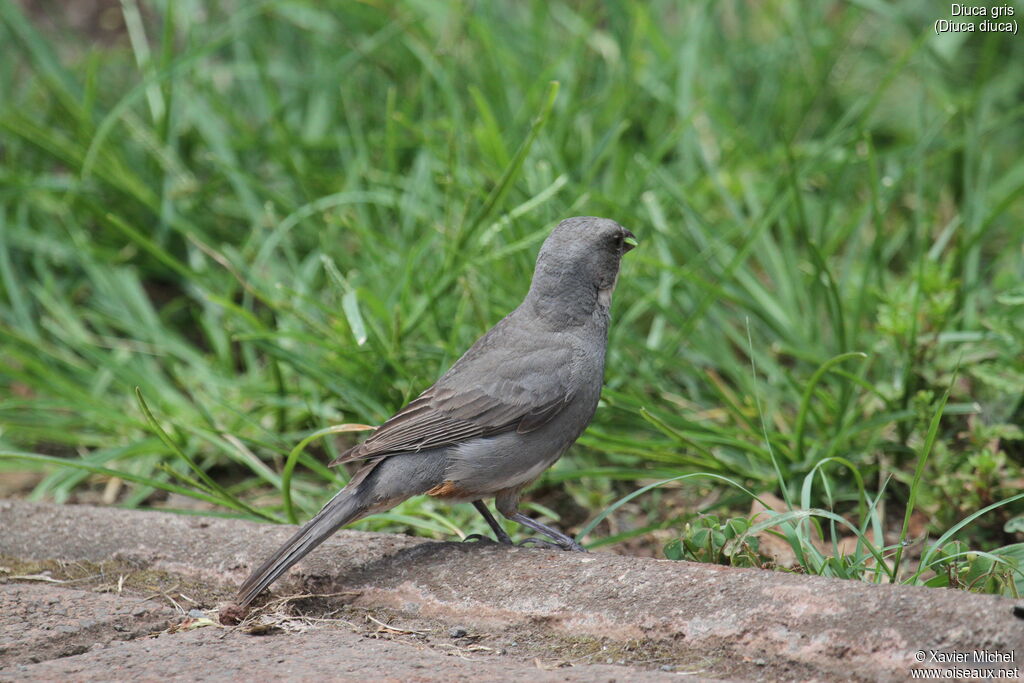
(236, 489), (366, 607)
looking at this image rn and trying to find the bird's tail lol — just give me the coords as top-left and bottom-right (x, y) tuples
(236, 487), (369, 607)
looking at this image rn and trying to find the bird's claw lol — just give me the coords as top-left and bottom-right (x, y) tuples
(463, 533), (514, 545)
(517, 537), (588, 552)
(463, 533), (496, 544)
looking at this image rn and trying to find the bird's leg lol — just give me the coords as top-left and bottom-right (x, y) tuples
(463, 500), (514, 545)
(495, 489), (588, 552)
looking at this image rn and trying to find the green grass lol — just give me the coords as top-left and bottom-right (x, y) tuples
(1, 1), (1022, 594)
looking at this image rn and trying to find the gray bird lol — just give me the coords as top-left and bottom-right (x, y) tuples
(236, 216), (637, 607)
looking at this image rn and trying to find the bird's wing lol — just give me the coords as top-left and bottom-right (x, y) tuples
(330, 324), (576, 465)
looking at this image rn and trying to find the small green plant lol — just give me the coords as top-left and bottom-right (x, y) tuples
(664, 515), (769, 569)
(658, 502), (1024, 597)
(925, 540), (1024, 597)
(922, 423), (1024, 536)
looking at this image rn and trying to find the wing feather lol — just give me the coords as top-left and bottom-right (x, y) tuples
(330, 321), (576, 466)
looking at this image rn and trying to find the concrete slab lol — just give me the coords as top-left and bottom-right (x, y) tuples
(3, 616), (683, 682)
(0, 583), (175, 667)
(1, 500), (1022, 681)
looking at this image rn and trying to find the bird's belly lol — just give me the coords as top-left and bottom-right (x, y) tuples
(426, 450), (557, 503)
(410, 390), (595, 501)
(430, 391), (599, 502)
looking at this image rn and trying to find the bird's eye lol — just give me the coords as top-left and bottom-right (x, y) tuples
(615, 234), (623, 247)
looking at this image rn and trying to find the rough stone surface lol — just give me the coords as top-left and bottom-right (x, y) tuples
(1, 500), (1022, 681)
(0, 584), (175, 667)
(1, 609), (679, 682)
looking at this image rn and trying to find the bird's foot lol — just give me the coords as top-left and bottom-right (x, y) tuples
(506, 512), (588, 552)
(517, 537), (588, 552)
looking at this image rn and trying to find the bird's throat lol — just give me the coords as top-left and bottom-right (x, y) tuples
(597, 272), (619, 308)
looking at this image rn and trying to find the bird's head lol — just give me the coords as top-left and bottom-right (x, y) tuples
(527, 216), (637, 321)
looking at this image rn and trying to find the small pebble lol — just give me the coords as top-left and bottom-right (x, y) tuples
(660, 665), (675, 672)
(449, 626), (468, 638)
(218, 602), (248, 626)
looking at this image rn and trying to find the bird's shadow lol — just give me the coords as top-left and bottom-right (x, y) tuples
(287, 537), (525, 612)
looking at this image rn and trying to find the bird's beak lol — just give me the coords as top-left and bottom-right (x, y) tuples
(622, 229), (638, 253)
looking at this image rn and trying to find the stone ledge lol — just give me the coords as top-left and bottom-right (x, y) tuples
(1, 499), (1021, 681)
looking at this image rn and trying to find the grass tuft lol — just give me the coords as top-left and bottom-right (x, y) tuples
(0, 1), (1021, 593)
